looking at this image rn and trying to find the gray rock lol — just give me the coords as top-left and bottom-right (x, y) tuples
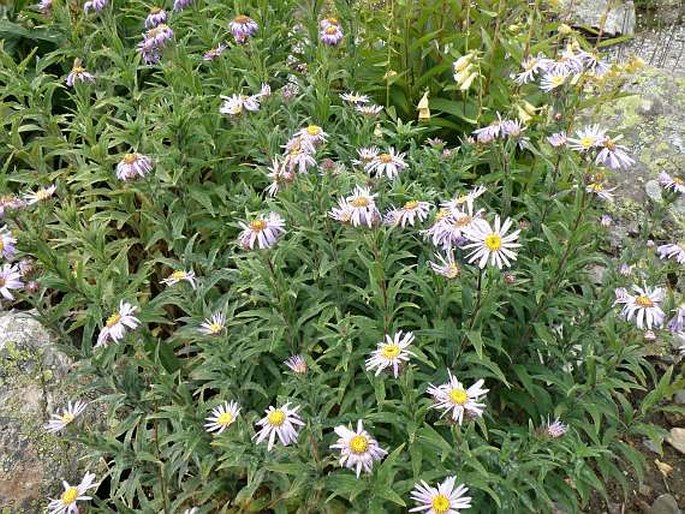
(645, 180), (663, 202)
(675, 390), (685, 405)
(0, 311), (89, 513)
(648, 494), (682, 514)
(666, 428), (685, 455)
(560, 0), (636, 36)
(642, 438), (661, 454)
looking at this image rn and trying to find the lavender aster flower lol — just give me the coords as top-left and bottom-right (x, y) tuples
(320, 24), (344, 46)
(0, 263), (22, 300)
(37, 0), (52, 14)
(595, 135), (635, 170)
(116, 152), (153, 181)
(84, 0), (107, 14)
(547, 131), (567, 147)
(544, 417), (568, 438)
(658, 171), (685, 194)
(173, 0), (192, 11)
(66, 60), (95, 87)
(668, 304), (685, 333)
(0, 225), (17, 260)
(203, 43), (227, 61)
(229, 15), (258, 43)
(145, 7), (167, 28)
(657, 242), (685, 264)
(238, 212), (286, 250)
(96, 300), (140, 348)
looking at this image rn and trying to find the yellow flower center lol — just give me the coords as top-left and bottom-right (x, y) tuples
(484, 234), (502, 251)
(453, 214), (472, 228)
(234, 14), (250, 23)
(326, 17), (339, 25)
(449, 388), (468, 405)
(378, 153), (393, 163)
(306, 125), (321, 136)
(267, 409), (286, 426)
(208, 322), (223, 334)
(674, 177), (684, 185)
(351, 197), (369, 208)
(604, 139), (616, 151)
(635, 295), (653, 307)
(150, 6), (161, 13)
(589, 183), (603, 192)
(60, 413), (75, 424)
(36, 189), (52, 201)
(349, 435), (369, 454)
(325, 26), (338, 35)
(250, 219), (267, 231)
(445, 264), (460, 278)
(404, 200), (419, 210)
(380, 344), (401, 359)
(436, 208), (450, 221)
(0, 277), (5, 287)
(525, 58), (537, 71)
(72, 66), (85, 74)
(61, 487), (79, 505)
(580, 136), (595, 149)
(170, 270), (186, 280)
(217, 412), (233, 426)
(431, 494), (451, 514)
(123, 153), (137, 164)
(106, 312), (122, 328)
(551, 75), (565, 87)
(0, 241), (4, 252)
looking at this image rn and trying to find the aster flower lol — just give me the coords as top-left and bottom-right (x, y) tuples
(585, 181), (616, 201)
(202, 43), (227, 59)
(116, 152), (153, 181)
(145, 7), (167, 28)
(429, 252), (460, 279)
(37, 0), (52, 14)
(427, 371), (489, 425)
(364, 148), (408, 179)
(219, 93), (261, 116)
(319, 17), (341, 29)
(355, 104), (384, 116)
(0, 195), (24, 217)
(544, 417), (568, 438)
(472, 114), (505, 144)
(337, 186), (380, 228)
(66, 59), (95, 87)
(0, 263), (22, 300)
(384, 200), (432, 228)
(501, 119), (526, 139)
(600, 214), (613, 227)
(253, 403), (305, 450)
(320, 24), (344, 46)
(547, 132), (567, 147)
(24, 184), (56, 205)
(330, 420), (387, 477)
(423, 206), (479, 251)
(229, 15), (258, 43)
(365, 331), (415, 378)
(199, 312), (226, 336)
(620, 284), (666, 330)
(667, 304), (685, 332)
(173, 0), (192, 11)
(161, 270), (197, 289)
(657, 242), (685, 264)
(137, 24), (174, 64)
(47, 472), (98, 514)
(283, 143), (318, 174)
(341, 91), (370, 104)
(613, 287), (630, 305)
(514, 52), (549, 85)
(284, 354), (308, 375)
(579, 50), (610, 77)
(281, 82), (300, 102)
(351, 146), (380, 168)
(658, 170), (685, 194)
(0, 225), (17, 260)
(204, 401), (240, 435)
(409, 476), (472, 514)
(441, 186), (487, 214)
(548, 45), (585, 75)
(83, 0), (107, 14)
(539, 71), (568, 92)
(595, 135), (634, 170)
(294, 124), (328, 151)
(238, 212), (286, 250)
(265, 157), (296, 196)
(462, 216), (521, 269)
(96, 300), (140, 348)
(44, 400), (89, 434)
(567, 125), (606, 153)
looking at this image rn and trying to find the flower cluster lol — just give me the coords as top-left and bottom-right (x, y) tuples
(137, 24), (174, 65)
(320, 17), (343, 46)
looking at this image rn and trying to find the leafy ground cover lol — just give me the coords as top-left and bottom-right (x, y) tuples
(1, 0), (684, 512)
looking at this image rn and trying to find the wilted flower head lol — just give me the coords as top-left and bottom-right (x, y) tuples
(219, 93), (261, 116)
(600, 214), (613, 227)
(47, 472), (98, 514)
(116, 152), (153, 181)
(229, 15), (258, 43)
(24, 184), (56, 205)
(514, 52), (549, 84)
(365, 331), (415, 378)
(341, 91), (370, 104)
(410, 476), (472, 514)
(44, 400), (89, 434)
(284, 354), (308, 375)
(330, 420), (387, 477)
(667, 304), (685, 333)
(429, 251), (460, 279)
(66, 59), (95, 87)
(84, 0), (107, 14)
(37, 0), (52, 14)
(203, 43), (227, 60)
(145, 6), (167, 28)
(427, 371), (489, 425)
(96, 300), (140, 348)
(544, 417), (568, 438)
(173, 0), (192, 11)
(238, 212), (286, 250)
(253, 403), (304, 450)
(355, 104), (383, 116)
